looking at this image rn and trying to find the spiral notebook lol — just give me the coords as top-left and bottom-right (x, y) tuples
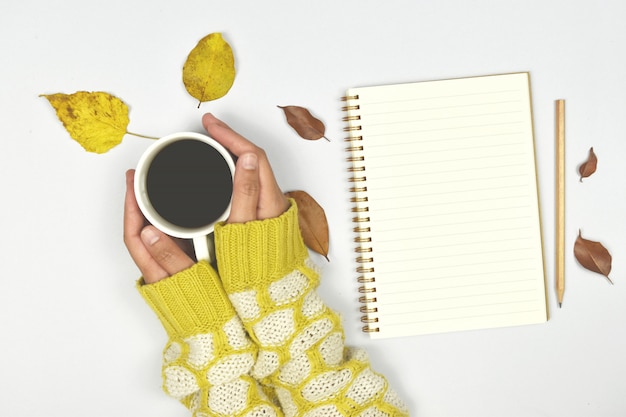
(342, 73), (548, 339)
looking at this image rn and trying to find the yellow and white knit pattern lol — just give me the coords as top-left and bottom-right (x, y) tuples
(138, 262), (282, 417)
(215, 202), (409, 417)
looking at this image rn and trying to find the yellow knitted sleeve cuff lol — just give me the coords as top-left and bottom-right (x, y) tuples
(137, 261), (235, 338)
(214, 199), (310, 294)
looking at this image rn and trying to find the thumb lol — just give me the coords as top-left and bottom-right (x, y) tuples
(140, 226), (195, 283)
(227, 153), (260, 223)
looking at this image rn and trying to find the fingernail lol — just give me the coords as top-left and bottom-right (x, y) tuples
(141, 227), (160, 246)
(241, 153), (258, 170)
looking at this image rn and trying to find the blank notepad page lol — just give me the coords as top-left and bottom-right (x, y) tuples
(345, 73), (547, 339)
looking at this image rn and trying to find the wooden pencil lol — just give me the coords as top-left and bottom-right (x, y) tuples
(555, 99), (565, 307)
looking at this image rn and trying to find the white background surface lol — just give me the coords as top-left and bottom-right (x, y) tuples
(2, 1), (626, 416)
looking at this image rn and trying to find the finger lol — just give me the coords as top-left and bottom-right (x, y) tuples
(202, 113), (289, 219)
(227, 153), (260, 223)
(140, 226), (195, 283)
(202, 113), (258, 157)
(123, 170), (169, 281)
(123, 170), (144, 241)
(254, 159), (289, 220)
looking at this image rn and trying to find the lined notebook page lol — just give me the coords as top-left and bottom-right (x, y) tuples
(345, 73), (547, 339)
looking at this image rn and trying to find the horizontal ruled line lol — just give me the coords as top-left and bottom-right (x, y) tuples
(373, 245), (536, 263)
(383, 308), (542, 328)
(365, 131), (526, 149)
(365, 139), (524, 158)
(366, 165), (529, 182)
(372, 194), (530, 212)
(360, 89), (521, 106)
(377, 268), (538, 286)
(383, 290), (538, 310)
(367, 215), (532, 235)
(374, 235), (533, 255)
(374, 225), (530, 244)
(365, 121), (525, 139)
(368, 176), (529, 194)
(370, 256), (538, 276)
(372, 204), (532, 222)
(367, 183), (531, 203)
(365, 109), (524, 127)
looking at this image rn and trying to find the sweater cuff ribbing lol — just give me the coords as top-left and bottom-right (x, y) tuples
(137, 261), (235, 338)
(214, 200), (309, 294)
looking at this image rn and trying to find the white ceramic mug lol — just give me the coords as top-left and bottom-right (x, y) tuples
(134, 132), (236, 263)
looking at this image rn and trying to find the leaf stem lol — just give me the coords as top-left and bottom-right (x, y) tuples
(126, 131), (159, 140)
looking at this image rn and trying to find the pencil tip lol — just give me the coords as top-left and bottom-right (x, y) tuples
(558, 302), (562, 308)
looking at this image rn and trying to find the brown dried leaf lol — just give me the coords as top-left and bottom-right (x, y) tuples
(278, 105), (329, 141)
(573, 230), (613, 284)
(285, 190), (329, 261)
(578, 147), (597, 182)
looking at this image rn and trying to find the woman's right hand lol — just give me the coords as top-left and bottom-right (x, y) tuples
(202, 113), (289, 224)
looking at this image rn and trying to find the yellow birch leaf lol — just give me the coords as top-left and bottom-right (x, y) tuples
(183, 32), (235, 106)
(41, 91), (130, 154)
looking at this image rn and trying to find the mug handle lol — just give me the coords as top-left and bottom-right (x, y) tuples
(192, 234), (215, 265)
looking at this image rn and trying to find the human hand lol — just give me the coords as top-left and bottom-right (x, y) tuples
(202, 113), (289, 223)
(124, 169), (196, 284)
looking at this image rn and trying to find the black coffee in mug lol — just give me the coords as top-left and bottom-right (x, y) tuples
(145, 139), (233, 229)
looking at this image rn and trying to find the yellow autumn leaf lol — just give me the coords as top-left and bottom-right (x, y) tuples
(41, 91), (132, 154)
(183, 32), (235, 106)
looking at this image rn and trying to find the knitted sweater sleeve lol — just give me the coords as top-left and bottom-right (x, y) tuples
(214, 200), (409, 417)
(137, 262), (283, 417)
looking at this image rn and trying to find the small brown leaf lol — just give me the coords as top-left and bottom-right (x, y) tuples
(578, 147), (597, 182)
(278, 105), (329, 141)
(285, 190), (330, 261)
(573, 230), (613, 284)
